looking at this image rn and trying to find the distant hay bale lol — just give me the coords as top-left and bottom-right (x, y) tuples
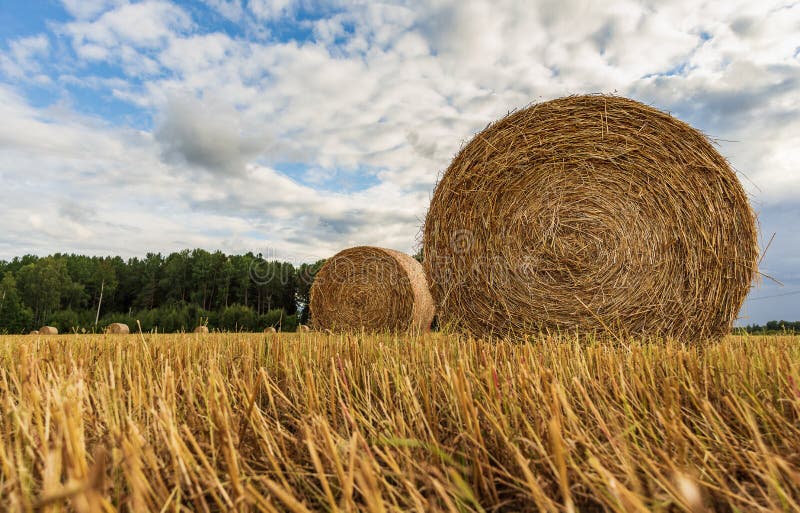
(264, 326), (277, 333)
(193, 326), (209, 334)
(106, 322), (130, 334)
(423, 95), (758, 341)
(310, 246), (436, 332)
(297, 324), (311, 333)
(39, 326), (58, 335)
(29, 330), (39, 335)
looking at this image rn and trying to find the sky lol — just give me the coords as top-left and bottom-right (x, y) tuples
(0, 0), (798, 324)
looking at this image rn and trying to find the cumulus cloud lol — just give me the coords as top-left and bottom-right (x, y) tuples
(247, 0), (296, 20)
(203, 0), (245, 22)
(60, 0), (122, 20)
(156, 94), (269, 176)
(60, 1), (192, 73)
(0, 35), (50, 81)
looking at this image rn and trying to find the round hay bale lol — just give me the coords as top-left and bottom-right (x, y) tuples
(310, 246), (435, 332)
(297, 324), (311, 333)
(193, 325), (209, 334)
(264, 326), (277, 333)
(39, 326), (58, 335)
(29, 330), (39, 335)
(423, 95), (758, 341)
(106, 322), (130, 334)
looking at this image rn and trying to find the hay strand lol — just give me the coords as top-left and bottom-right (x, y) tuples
(310, 246), (435, 333)
(423, 95), (758, 341)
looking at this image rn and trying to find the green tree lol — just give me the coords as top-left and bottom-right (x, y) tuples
(134, 253), (163, 310)
(0, 272), (33, 333)
(296, 259), (326, 324)
(16, 257), (73, 325)
(160, 250), (190, 304)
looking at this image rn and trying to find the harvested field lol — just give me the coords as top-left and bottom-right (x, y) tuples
(1, 332), (798, 512)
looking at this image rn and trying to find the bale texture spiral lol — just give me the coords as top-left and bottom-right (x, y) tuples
(423, 95), (758, 341)
(310, 246), (435, 332)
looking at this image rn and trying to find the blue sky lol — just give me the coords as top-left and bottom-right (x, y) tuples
(0, 0), (799, 324)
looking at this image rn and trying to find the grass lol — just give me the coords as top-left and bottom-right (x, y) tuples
(0, 331), (798, 512)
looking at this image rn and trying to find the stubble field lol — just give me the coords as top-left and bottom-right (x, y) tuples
(1, 332), (798, 512)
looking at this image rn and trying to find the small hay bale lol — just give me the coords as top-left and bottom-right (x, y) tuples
(39, 326), (58, 335)
(423, 95), (758, 341)
(193, 326), (209, 334)
(106, 322), (130, 334)
(29, 330), (39, 335)
(264, 326), (277, 333)
(297, 324), (311, 333)
(310, 246), (436, 332)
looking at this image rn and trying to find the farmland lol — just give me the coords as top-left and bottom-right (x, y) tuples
(1, 332), (798, 512)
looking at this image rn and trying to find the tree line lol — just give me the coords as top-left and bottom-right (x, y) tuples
(0, 250), (326, 334)
(734, 320), (800, 335)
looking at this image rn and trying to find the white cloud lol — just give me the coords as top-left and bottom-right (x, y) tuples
(204, 0), (245, 22)
(0, 35), (50, 81)
(62, 1), (193, 61)
(60, 0), (122, 20)
(247, 0), (296, 20)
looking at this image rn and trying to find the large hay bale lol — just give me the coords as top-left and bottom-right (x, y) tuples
(310, 246), (435, 332)
(264, 326), (277, 333)
(39, 326), (58, 335)
(29, 330), (39, 335)
(106, 322), (130, 334)
(193, 325), (209, 334)
(423, 95), (758, 341)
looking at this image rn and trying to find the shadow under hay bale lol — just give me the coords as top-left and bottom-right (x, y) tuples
(423, 95), (758, 341)
(310, 246), (435, 333)
(106, 322), (130, 334)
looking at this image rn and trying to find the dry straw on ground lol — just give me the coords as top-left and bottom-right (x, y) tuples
(310, 246), (435, 332)
(38, 326), (58, 335)
(193, 326), (209, 334)
(424, 95), (759, 341)
(1, 332), (797, 511)
(106, 322), (130, 334)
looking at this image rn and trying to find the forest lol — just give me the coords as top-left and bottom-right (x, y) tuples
(0, 250), (326, 334)
(735, 320), (800, 335)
